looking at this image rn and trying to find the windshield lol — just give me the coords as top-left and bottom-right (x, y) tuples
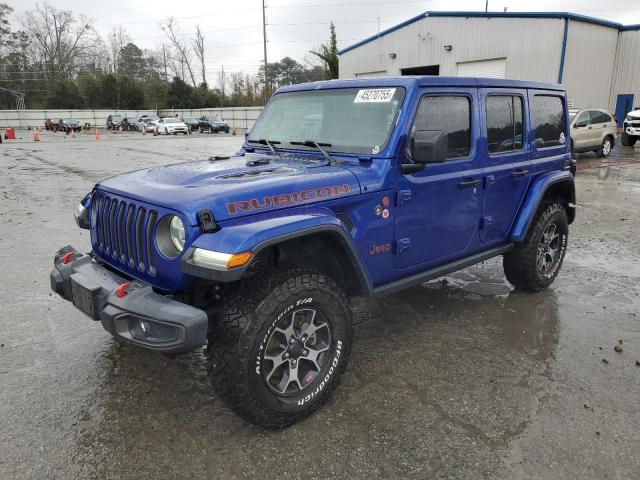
(163, 117), (180, 123)
(183, 117), (195, 122)
(213, 116), (223, 122)
(248, 87), (406, 154)
(569, 112), (577, 121)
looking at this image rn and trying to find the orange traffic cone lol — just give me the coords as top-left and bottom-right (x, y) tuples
(70, 130), (76, 139)
(153, 127), (158, 136)
(188, 126), (192, 134)
(33, 128), (40, 142)
(231, 128), (236, 136)
(118, 126), (123, 134)
(95, 128), (101, 140)
(142, 126), (146, 136)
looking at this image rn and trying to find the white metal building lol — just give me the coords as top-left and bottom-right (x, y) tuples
(338, 12), (640, 125)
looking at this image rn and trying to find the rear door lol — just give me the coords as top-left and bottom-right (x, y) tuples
(528, 91), (570, 176)
(394, 88), (482, 268)
(479, 88), (531, 243)
(589, 110), (614, 145)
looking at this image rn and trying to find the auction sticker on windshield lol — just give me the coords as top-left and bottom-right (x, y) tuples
(354, 88), (396, 103)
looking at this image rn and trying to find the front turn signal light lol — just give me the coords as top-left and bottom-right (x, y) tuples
(226, 252), (253, 269)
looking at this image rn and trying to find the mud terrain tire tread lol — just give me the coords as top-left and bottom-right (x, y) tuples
(207, 269), (352, 429)
(503, 202), (568, 292)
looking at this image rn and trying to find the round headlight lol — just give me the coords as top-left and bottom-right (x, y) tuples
(169, 216), (185, 252)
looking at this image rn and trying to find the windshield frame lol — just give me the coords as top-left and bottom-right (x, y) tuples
(247, 86), (407, 156)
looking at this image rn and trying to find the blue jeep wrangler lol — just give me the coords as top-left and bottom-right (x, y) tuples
(50, 77), (575, 427)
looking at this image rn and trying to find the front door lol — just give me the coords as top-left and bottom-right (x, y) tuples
(571, 110), (595, 150)
(394, 89), (482, 269)
(479, 89), (531, 243)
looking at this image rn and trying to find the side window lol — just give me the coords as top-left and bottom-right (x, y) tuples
(486, 95), (524, 154)
(412, 95), (471, 159)
(575, 111), (590, 126)
(532, 95), (566, 148)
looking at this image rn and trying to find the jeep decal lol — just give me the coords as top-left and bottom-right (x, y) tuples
(227, 184), (351, 214)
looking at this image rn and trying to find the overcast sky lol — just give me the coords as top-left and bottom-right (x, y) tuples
(8, 0), (640, 83)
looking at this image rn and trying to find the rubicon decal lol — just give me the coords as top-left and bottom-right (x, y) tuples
(227, 184), (351, 214)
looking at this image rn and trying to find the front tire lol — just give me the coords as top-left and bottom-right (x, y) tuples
(596, 136), (612, 158)
(621, 132), (637, 147)
(207, 270), (352, 428)
(503, 202), (568, 292)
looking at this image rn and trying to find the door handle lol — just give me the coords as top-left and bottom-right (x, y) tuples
(458, 178), (481, 189)
(588, 126), (593, 130)
(511, 169), (529, 179)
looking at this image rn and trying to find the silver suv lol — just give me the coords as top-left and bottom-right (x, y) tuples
(569, 108), (616, 158)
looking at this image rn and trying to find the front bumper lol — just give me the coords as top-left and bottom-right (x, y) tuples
(625, 124), (640, 136)
(50, 246), (208, 354)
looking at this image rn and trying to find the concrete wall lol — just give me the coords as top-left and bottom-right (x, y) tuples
(339, 16), (564, 83)
(563, 20), (619, 110)
(0, 106), (264, 130)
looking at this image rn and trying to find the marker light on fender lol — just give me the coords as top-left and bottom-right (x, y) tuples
(192, 249), (253, 270)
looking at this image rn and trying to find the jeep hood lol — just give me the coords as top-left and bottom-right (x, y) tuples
(96, 153), (361, 224)
(627, 109), (640, 119)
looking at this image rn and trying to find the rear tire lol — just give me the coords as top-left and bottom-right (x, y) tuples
(596, 136), (612, 158)
(207, 269), (352, 428)
(503, 202), (568, 292)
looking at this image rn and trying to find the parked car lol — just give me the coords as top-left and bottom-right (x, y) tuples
(157, 117), (189, 135)
(44, 118), (59, 131)
(568, 108), (616, 157)
(58, 118), (82, 132)
(622, 108), (640, 147)
(198, 115), (230, 133)
(182, 116), (199, 131)
(106, 114), (125, 130)
(122, 116), (137, 131)
(51, 77), (575, 428)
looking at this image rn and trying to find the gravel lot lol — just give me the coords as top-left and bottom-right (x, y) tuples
(1, 130), (639, 479)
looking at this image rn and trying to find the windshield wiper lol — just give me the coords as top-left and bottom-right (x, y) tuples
(290, 140), (335, 165)
(247, 138), (281, 156)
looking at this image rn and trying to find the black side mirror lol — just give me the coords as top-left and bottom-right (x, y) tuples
(401, 130), (448, 174)
(412, 130), (448, 163)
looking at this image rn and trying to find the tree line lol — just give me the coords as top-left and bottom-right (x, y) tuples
(0, 2), (339, 110)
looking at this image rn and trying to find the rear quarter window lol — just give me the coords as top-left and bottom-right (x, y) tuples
(532, 95), (565, 148)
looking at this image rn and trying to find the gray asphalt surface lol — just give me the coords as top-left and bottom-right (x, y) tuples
(1, 129), (639, 479)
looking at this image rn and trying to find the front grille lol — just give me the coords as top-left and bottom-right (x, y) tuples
(629, 121), (640, 127)
(93, 192), (158, 275)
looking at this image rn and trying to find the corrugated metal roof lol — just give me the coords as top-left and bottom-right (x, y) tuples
(338, 11), (640, 55)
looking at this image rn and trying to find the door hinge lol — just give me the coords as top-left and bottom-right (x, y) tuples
(484, 175), (495, 188)
(480, 216), (493, 230)
(396, 189), (412, 207)
(395, 237), (411, 255)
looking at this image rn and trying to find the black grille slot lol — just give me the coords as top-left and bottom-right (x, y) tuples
(135, 208), (146, 271)
(146, 210), (158, 274)
(93, 193), (158, 276)
(125, 204), (135, 266)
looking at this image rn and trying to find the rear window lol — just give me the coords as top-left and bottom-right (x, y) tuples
(589, 110), (612, 124)
(412, 95), (471, 159)
(532, 95), (566, 148)
(486, 95), (524, 154)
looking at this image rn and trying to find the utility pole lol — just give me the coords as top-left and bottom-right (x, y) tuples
(262, 0), (268, 94)
(485, 0), (488, 12)
(162, 44), (168, 82)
